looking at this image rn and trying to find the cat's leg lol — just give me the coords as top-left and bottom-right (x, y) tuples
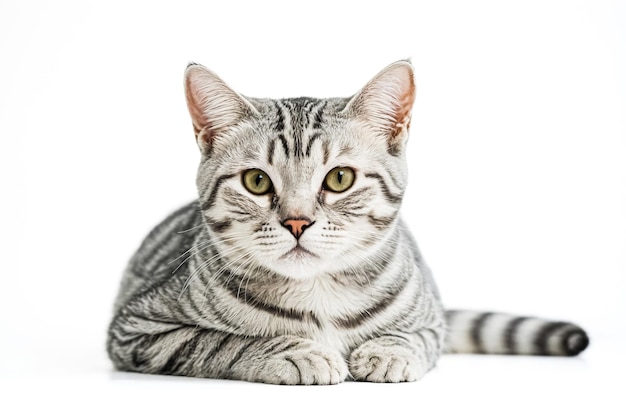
(348, 329), (443, 383)
(108, 313), (348, 385)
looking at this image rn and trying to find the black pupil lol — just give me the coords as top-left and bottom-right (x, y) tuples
(337, 170), (344, 184)
(255, 174), (263, 187)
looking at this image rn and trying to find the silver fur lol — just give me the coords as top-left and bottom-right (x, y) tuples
(107, 61), (588, 385)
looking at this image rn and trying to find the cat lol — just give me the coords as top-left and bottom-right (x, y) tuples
(107, 60), (589, 384)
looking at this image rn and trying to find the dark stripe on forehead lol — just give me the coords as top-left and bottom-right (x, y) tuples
(278, 134), (289, 158)
(313, 102), (327, 129)
(286, 97), (316, 112)
(285, 100), (304, 159)
(267, 139), (276, 165)
(294, 132), (303, 159)
(305, 132), (322, 157)
(273, 101), (285, 132)
(322, 140), (330, 165)
(301, 99), (318, 126)
(304, 101), (328, 158)
(305, 99), (324, 128)
(276, 100), (301, 159)
(281, 98), (325, 160)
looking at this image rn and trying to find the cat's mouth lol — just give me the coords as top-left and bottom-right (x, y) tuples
(280, 244), (318, 260)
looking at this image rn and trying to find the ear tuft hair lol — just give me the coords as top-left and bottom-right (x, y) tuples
(345, 60), (416, 154)
(184, 64), (254, 153)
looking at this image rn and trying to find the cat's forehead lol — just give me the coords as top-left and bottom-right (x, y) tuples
(243, 96), (357, 168)
(250, 96), (349, 130)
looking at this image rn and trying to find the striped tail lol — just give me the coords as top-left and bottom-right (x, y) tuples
(444, 310), (589, 356)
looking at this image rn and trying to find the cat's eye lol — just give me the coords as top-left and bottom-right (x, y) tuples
(242, 169), (273, 195)
(323, 167), (355, 193)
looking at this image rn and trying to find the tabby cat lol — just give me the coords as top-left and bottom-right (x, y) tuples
(107, 60), (589, 384)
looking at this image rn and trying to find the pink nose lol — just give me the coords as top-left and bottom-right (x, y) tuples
(282, 218), (313, 239)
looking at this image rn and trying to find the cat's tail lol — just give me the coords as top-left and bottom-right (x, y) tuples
(444, 310), (589, 356)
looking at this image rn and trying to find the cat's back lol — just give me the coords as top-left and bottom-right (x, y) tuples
(113, 201), (201, 311)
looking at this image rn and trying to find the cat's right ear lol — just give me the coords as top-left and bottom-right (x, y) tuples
(184, 64), (255, 153)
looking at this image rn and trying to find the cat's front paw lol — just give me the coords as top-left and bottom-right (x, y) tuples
(349, 338), (426, 383)
(250, 338), (348, 385)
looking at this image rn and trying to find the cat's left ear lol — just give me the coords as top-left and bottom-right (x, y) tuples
(184, 63), (256, 153)
(345, 60), (416, 155)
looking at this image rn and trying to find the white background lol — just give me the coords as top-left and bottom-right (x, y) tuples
(1, 1), (624, 416)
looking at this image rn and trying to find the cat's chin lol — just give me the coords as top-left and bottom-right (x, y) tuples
(279, 244), (318, 261)
(272, 244), (322, 280)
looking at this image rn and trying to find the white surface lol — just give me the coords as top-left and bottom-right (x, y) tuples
(1, 341), (624, 416)
(1, 1), (625, 416)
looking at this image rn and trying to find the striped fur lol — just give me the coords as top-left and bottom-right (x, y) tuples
(107, 61), (588, 385)
(445, 311), (588, 356)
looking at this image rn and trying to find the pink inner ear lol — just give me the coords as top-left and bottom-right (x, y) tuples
(392, 71), (416, 137)
(351, 61), (416, 143)
(185, 70), (209, 136)
(184, 65), (251, 149)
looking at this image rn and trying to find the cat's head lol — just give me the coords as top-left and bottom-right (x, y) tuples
(184, 61), (415, 280)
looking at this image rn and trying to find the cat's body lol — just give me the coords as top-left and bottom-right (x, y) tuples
(107, 61), (588, 384)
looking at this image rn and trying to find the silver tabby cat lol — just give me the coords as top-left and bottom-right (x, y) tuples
(107, 61), (589, 384)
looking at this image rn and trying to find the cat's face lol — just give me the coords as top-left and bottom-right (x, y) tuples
(185, 62), (415, 280)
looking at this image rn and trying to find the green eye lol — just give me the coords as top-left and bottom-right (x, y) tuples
(242, 169), (273, 195)
(324, 167), (355, 193)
